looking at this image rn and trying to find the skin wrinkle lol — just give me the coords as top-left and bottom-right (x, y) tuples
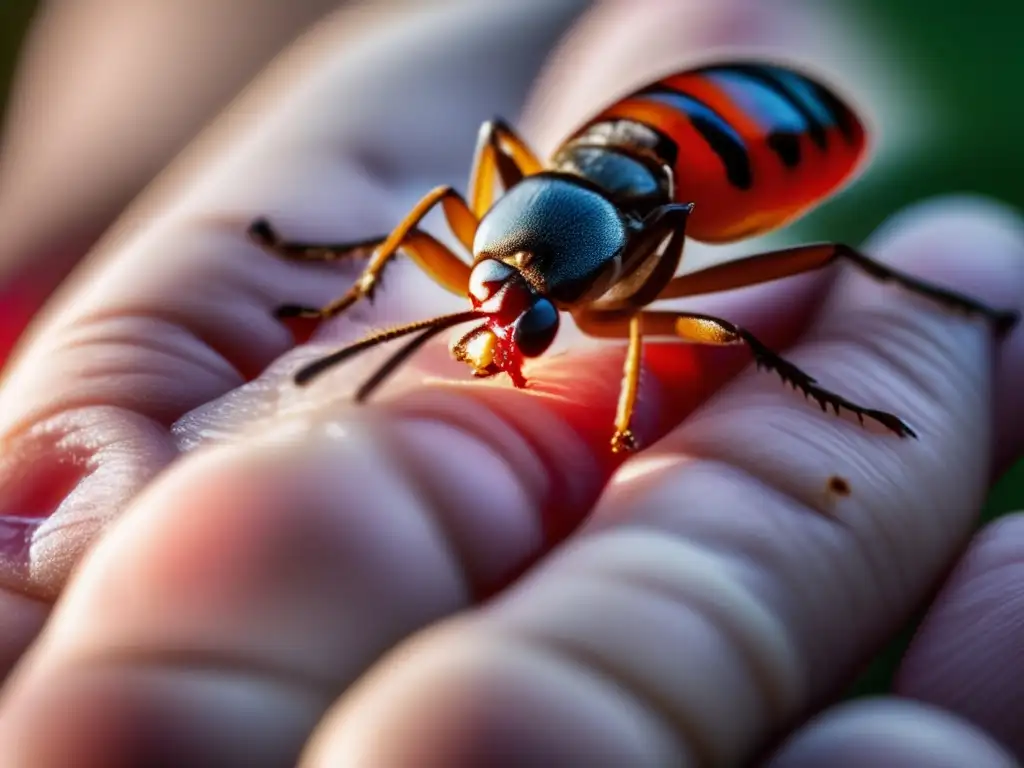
(368, 391), (554, 503)
(808, 308), (990, 420)
(593, 455), (927, 704)
(384, 383), (605, 517)
(0, 406), (175, 503)
(0, 661), (335, 768)
(513, 630), (709, 766)
(314, 625), (689, 765)
(32, 425), (479, 684)
(590, 551), (803, 722)
(53, 315), (244, 390)
(0, 406), (178, 599)
(490, 529), (806, 766)
(23, 208), (364, 393)
(371, 418), (540, 599)
(603, 574), (795, 734)
(655, 323), (992, 612)
(0, 393), (626, 741)
(65, 286), (291, 382)
(55, 645), (348, 707)
(313, 416), (477, 616)
(0, 326), (244, 444)
(913, 564), (1024, 684)
(763, 416), (921, 635)
(597, 458), (876, 693)
(894, 527), (1024, 752)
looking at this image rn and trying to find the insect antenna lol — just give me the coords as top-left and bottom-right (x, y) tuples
(354, 318), (468, 402)
(294, 310), (482, 387)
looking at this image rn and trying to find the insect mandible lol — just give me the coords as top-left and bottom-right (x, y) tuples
(250, 60), (1019, 453)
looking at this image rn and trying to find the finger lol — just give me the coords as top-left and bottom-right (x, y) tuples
(0, 336), (762, 767)
(0, 4), (867, 758)
(893, 512), (1024, 761)
(0, 0), (580, 601)
(0, 225), (826, 763)
(766, 698), (1019, 768)
(294, 199), (1024, 766)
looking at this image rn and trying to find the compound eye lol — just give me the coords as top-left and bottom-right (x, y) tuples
(468, 258), (515, 304)
(513, 298), (559, 358)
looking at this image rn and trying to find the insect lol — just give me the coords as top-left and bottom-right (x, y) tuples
(250, 60), (1018, 453)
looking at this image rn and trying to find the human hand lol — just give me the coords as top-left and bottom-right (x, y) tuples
(0, 2), (1022, 766)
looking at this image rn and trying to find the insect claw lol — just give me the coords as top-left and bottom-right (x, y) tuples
(610, 429), (638, 454)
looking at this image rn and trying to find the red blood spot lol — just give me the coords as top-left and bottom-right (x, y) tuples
(278, 315), (321, 346)
(0, 275), (51, 366)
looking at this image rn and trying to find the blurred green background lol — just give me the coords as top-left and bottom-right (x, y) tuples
(0, 3), (37, 125)
(0, 0), (1018, 698)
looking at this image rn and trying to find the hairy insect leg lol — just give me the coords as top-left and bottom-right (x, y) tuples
(469, 118), (544, 216)
(575, 307), (918, 442)
(656, 242), (1020, 336)
(252, 225), (470, 318)
(270, 186), (478, 320)
(248, 221), (383, 263)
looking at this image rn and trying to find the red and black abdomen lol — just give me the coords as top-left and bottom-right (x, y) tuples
(556, 62), (868, 243)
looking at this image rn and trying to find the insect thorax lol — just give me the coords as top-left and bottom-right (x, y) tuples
(551, 119), (676, 217)
(472, 174), (629, 304)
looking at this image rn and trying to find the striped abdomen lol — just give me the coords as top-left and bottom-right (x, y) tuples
(554, 62), (868, 243)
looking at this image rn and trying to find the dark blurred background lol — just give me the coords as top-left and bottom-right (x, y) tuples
(0, 5), (35, 120)
(0, 0), (1018, 695)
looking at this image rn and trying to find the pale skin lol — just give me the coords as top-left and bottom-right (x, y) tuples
(0, 1), (1022, 766)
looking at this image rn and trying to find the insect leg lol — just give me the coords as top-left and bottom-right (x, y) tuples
(571, 203), (691, 451)
(575, 307), (917, 445)
(605, 314), (644, 453)
(468, 118), (544, 216)
(656, 242), (1019, 336)
(248, 222), (386, 263)
(271, 186), (478, 319)
(594, 202), (693, 309)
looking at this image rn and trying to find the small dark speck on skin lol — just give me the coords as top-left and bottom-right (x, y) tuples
(827, 475), (851, 496)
